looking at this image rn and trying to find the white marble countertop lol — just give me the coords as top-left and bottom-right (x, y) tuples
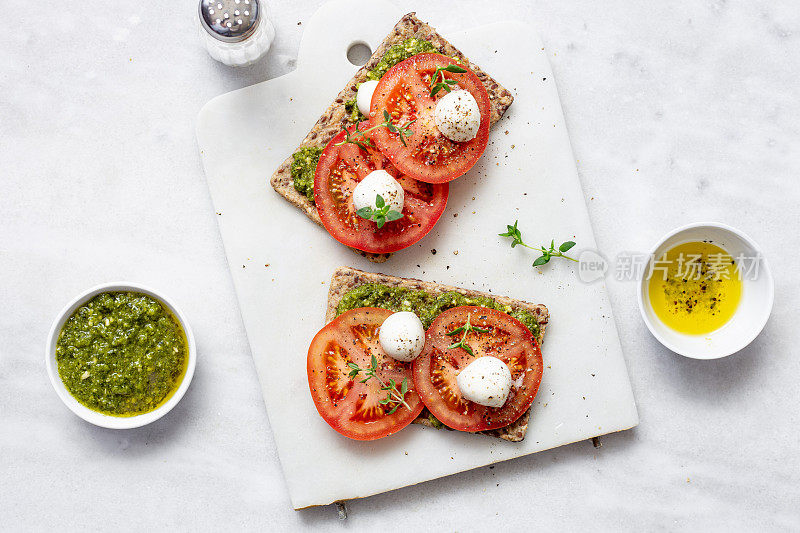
(2, 0), (798, 530)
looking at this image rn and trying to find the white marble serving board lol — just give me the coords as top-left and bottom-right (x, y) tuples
(196, 0), (638, 510)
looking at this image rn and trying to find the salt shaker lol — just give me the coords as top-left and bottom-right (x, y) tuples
(198, 0), (275, 67)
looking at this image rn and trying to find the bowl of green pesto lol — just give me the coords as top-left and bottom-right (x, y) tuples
(46, 283), (196, 429)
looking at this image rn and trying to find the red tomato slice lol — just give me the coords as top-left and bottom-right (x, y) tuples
(307, 307), (425, 440)
(412, 306), (543, 432)
(314, 122), (449, 254)
(368, 53), (491, 184)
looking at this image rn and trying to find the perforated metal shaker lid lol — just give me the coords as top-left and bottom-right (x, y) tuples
(199, 0), (260, 43)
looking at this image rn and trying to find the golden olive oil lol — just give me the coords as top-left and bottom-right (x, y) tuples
(648, 241), (742, 335)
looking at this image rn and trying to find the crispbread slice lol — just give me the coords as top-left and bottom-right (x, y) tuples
(325, 266), (549, 442)
(271, 12), (515, 263)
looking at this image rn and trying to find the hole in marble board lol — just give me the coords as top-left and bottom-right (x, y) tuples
(346, 41), (372, 66)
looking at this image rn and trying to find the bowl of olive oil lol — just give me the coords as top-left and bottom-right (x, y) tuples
(638, 222), (773, 359)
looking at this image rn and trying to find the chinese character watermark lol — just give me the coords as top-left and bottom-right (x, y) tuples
(575, 249), (763, 283)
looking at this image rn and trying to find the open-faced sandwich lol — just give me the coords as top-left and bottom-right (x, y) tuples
(271, 13), (514, 262)
(306, 267), (548, 442)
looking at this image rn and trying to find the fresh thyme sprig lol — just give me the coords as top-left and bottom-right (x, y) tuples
(429, 64), (467, 97)
(347, 354), (411, 414)
(337, 126), (375, 152)
(356, 194), (403, 229)
(445, 313), (489, 356)
(335, 110), (416, 150)
(379, 110), (415, 147)
(499, 220), (578, 266)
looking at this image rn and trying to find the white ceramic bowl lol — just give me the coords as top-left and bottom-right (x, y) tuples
(46, 282), (196, 429)
(638, 222), (774, 359)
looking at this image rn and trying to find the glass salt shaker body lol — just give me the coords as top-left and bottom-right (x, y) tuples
(198, 0), (275, 67)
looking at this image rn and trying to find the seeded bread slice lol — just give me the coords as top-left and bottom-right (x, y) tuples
(325, 266), (548, 442)
(270, 12), (515, 263)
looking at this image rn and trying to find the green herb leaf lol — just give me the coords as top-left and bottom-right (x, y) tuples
(443, 65), (467, 74)
(559, 241), (576, 253)
(445, 326), (465, 337)
(345, 357), (411, 413)
(445, 313), (483, 357)
(334, 126), (376, 152)
(385, 210), (403, 222)
(429, 64), (467, 97)
(498, 222), (517, 236)
(498, 220), (524, 248)
(335, 110), (414, 152)
(356, 195), (404, 228)
(499, 221), (579, 267)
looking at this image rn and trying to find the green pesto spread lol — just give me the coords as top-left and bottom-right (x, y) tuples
(291, 146), (323, 203)
(428, 413), (444, 429)
(344, 38), (437, 123)
(335, 283), (540, 338)
(55, 291), (188, 416)
(344, 97), (364, 123)
(368, 38), (436, 82)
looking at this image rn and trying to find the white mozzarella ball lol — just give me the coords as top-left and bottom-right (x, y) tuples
(434, 89), (481, 142)
(456, 356), (512, 408)
(356, 80), (380, 116)
(379, 312), (426, 362)
(352, 170), (404, 213)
